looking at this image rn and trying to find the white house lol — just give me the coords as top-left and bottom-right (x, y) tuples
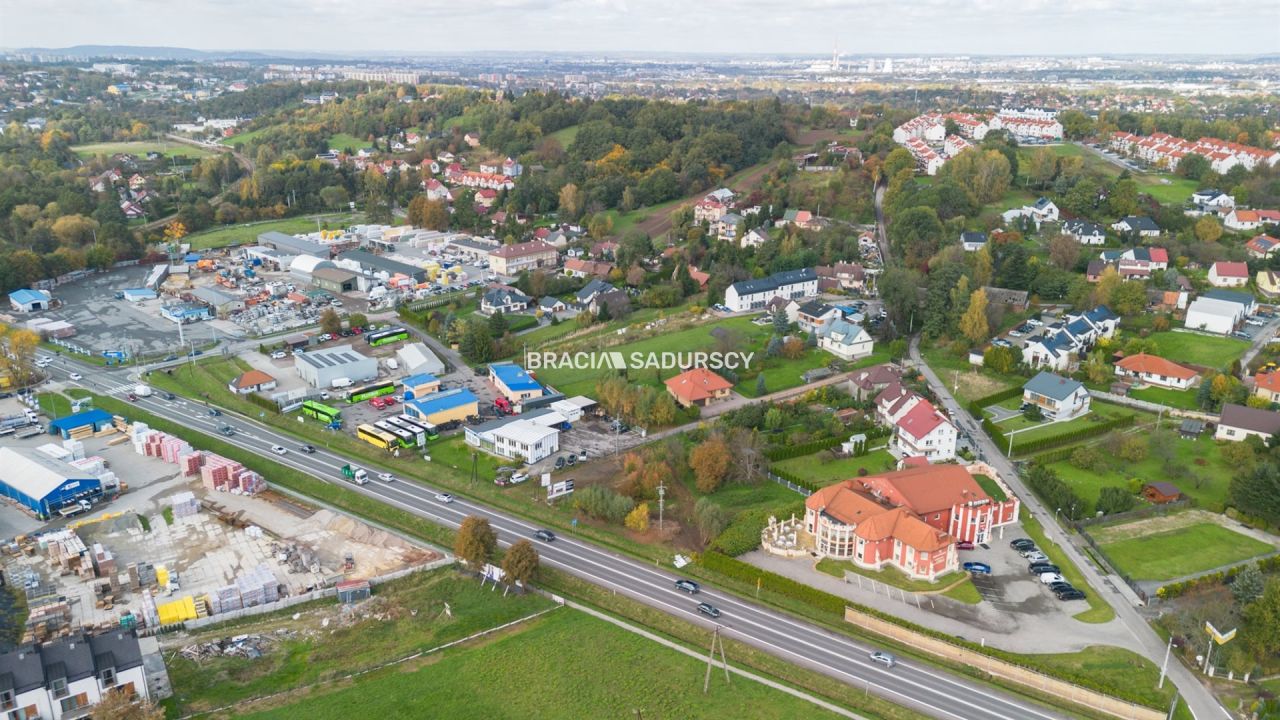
(818, 318), (874, 361)
(1215, 403), (1280, 444)
(1188, 189), (1235, 215)
(1246, 234), (1280, 259)
(0, 629), (150, 720)
(1114, 353), (1199, 390)
(1022, 371), (1091, 421)
(723, 268), (818, 312)
(874, 382), (923, 427)
(1208, 261), (1250, 288)
(741, 228), (770, 248)
(1184, 296), (1248, 335)
(480, 286), (531, 315)
(960, 231), (987, 252)
(1001, 197), (1058, 228)
(1111, 216), (1161, 237)
(1225, 209), (1280, 232)
(796, 301), (841, 334)
(1062, 219), (1107, 245)
(892, 399), (957, 462)
(1021, 333), (1074, 372)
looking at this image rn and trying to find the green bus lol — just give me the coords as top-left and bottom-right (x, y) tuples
(366, 327), (410, 347)
(301, 400), (342, 424)
(347, 381), (397, 403)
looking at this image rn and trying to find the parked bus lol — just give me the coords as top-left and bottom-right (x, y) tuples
(366, 328), (410, 347)
(393, 414), (439, 441)
(300, 400), (342, 424)
(374, 420), (418, 448)
(356, 424), (397, 450)
(385, 416), (428, 446)
(346, 381), (397, 403)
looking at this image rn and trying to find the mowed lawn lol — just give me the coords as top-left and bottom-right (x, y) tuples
(1135, 174), (1199, 205)
(242, 610), (846, 720)
(1006, 402), (1137, 445)
(185, 213), (362, 250)
(1098, 523), (1273, 581)
(327, 132), (370, 152)
(1128, 385), (1202, 411)
(1046, 434), (1235, 513)
(772, 449), (898, 485)
(72, 140), (213, 158)
(548, 124), (580, 146)
(1144, 331), (1249, 369)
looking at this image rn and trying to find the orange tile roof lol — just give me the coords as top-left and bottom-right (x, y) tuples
(664, 367), (733, 403)
(1115, 353), (1198, 381)
(232, 369), (276, 389)
(861, 465), (991, 514)
(808, 483), (953, 552)
(1256, 371), (1280, 395)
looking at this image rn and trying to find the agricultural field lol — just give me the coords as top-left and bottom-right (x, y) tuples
(1141, 331), (1249, 369)
(1046, 433), (1236, 513)
(221, 126), (274, 146)
(771, 449), (898, 485)
(72, 140), (214, 159)
(326, 133), (371, 152)
(1092, 519), (1273, 581)
(239, 606), (847, 720)
(185, 213), (362, 250)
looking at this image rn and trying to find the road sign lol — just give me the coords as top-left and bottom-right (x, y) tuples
(1205, 621), (1237, 645)
(102, 350), (127, 360)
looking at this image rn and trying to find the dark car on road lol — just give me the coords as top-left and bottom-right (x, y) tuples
(534, 529), (556, 542)
(696, 602), (721, 618)
(674, 579), (700, 594)
(962, 562), (992, 575)
(300, 445), (316, 454)
(1028, 563), (1060, 575)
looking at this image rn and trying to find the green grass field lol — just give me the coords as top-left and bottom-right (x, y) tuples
(185, 213), (361, 250)
(1047, 433), (1235, 513)
(1097, 523), (1273, 581)
(72, 140), (213, 158)
(1134, 174), (1199, 205)
(1142, 331), (1249, 369)
(548, 124), (580, 146)
(771, 449), (897, 485)
(1004, 403), (1136, 445)
(242, 608), (847, 720)
(971, 474), (1008, 502)
(326, 132), (371, 152)
(1127, 385), (1202, 410)
(816, 558), (973, 596)
(221, 126), (273, 146)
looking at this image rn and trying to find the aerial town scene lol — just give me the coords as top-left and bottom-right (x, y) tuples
(0, 2), (1277, 719)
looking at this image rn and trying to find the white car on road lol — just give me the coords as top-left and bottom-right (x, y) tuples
(68, 372), (83, 381)
(378, 472), (396, 483)
(271, 445), (288, 455)
(434, 493), (454, 503)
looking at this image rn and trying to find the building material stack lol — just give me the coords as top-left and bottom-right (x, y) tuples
(179, 451), (204, 476)
(200, 455), (242, 491)
(140, 588), (160, 627)
(170, 491), (200, 518)
(41, 530), (92, 579)
(62, 438), (86, 460)
(236, 564), (280, 608)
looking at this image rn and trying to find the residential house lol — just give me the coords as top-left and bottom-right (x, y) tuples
(1215, 403), (1280, 443)
(714, 213), (744, 242)
(1086, 260), (1108, 282)
(818, 317), (874, 361)
(1225, 208), (1280, 232)
(1246, 234), (1280, 259)
(779, 209), (815, 229)
(464, 132), (481, 148)
(960, 231), (987, 252)
(989, 111), (1063, 140)
(1114, 353), (1198, 390)
(589, 289), (631, 318)
(874, 382), (923, 426)
(1111, 216), (1162, 237)
(983, 286), (1030, 312)
(1184, 289), (1254, 335)
(575, 279), (615, 306)
(474, 188), (498, 209)
(1254, 371), (1280, 404)
(228, 369), (278, 395)
(1118, 246), (1169, 270)
(665, 367), (733, 408)
(1021, 333), (1075, 372)
(741, 227), (770, 248)
(1258, 270), (1280, 299)
(686, 265), (710, 289)
(694, 198), (728, 224)
(1022, 371), (1091, 421)
(563, 258), (614, 279)
(538, 296), (567, 314)
(892, 399), (957, 462)
(488, 240), (559, 276)
(847, 364), (902, 401)
(480, 286), (531, 315)
(1208, 261), (1250, 288)
(1062, 219), (1107, 245)
(724, 268), (818, 312)
(1001, 198), (1059, 228)
(943, 134), (973, 157)
(590, 240), (619, 259)
(0, 629), (150, 720)
(1188, 189), (1235, 215)
(796, 301), (841, 334)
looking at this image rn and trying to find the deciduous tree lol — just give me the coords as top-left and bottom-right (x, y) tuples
(624, 503), (650, 532)
(501, 539), (540, 587)
(959, 288), (990, 345)
(690, 435), (732, 493)
(455, 516), (497, 569)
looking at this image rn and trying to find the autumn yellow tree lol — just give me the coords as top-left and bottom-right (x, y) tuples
(690, 435), (732, 493)
(959, 288), (990, 345)
(1195, 216), (1223, 243)
(558, 183), (584, 220)
(164, 220), (188, 242)
(624, 503), (650, 532)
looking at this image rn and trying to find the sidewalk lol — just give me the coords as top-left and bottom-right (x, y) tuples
(741, 551), (1143, 655)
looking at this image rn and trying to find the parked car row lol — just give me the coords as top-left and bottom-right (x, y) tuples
(1010, 538), (1086, 601)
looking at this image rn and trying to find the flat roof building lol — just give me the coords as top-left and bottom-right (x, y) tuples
(259, 231), (327, 258)
(336, 249), (427, 283)
(294, 345), (378, 388)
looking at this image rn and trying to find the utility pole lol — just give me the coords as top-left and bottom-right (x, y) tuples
(1158, 635), (1173, 689)
(657, 480), (666, 531)
(703, 626), (731, 693)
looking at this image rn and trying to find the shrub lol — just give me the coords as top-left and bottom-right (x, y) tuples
(708, 502), (804, 556)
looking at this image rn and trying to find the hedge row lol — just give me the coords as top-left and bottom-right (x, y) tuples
(245, 392), (279, 414)
(765, 437), (844, 461)
(771, 467), (819, 493)
(708, 502), (805, 556)
(1157, 555), (1280, 600)
(987, 412), (1137, 457)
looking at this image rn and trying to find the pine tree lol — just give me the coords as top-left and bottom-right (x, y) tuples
(755, 373), (767, 395)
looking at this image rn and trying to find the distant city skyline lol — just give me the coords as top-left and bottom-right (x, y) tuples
(3, 0), (1277, 57)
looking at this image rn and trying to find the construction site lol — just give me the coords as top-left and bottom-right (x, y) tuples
(0, 410), (440, 646)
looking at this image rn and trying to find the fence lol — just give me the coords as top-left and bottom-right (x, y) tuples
(1073, 498), (1194, 528)
(1072, 527), (1149, 604)
(1087, 389), (1219, 422)
(766, 470), (814, 496)
(843, 607), (1165, 720)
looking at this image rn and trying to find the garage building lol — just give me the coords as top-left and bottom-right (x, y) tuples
(8, 288), (52, 313)
(294, 345), (379, 388)
(48, 409), (115, 439)
(405, 388), (478, 425)
(396, 342), (445, 376)
(0, 447), (102, 518)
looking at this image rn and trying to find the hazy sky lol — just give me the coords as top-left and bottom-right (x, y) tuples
(3, 0), (1277, 56)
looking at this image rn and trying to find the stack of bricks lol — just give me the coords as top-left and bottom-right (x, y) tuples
(42, 530), (89, 576)
(231, 469), (266, 496)
(90, 542), (116, 581)
(178, 452), (204, 477)
(170, 491), (200, 518)
(210, 584), (242, 614)
(236, 564), (279, 608)
(200, 455), (244, 492)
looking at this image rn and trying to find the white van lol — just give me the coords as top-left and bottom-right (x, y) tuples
(385, 358), (399, 371)
(331, 377), (353, 388)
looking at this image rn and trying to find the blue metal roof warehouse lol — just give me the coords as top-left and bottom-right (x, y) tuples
(489, 363), (542, 392)
(48, 409), (114, 439)
(405, 388), (478, 420)
(0, 447), (101, 518)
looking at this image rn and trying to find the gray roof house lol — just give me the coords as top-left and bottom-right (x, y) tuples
(1022, 371), (1091, 421)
